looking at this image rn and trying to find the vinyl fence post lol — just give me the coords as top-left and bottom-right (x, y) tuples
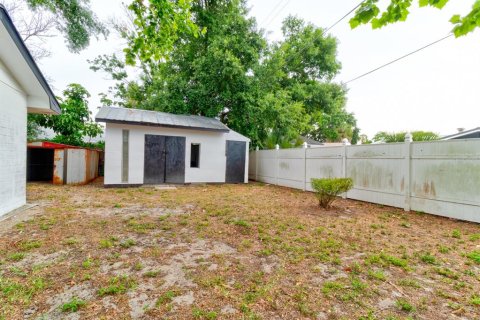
(302, 142), (308, 191)
(255, 146), (259, 182)
(404, 133), (412, 211)
(342, 138), (350, 199)
(275, 144), (280, 186)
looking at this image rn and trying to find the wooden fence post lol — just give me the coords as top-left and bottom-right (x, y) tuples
(404, 133), (412, 211)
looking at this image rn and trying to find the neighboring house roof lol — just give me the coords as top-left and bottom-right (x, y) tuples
(441, 127), (480, 140)
(299, 135), (323, 146)
(95, 106), (230, 133)
(0, 4), (60, 114)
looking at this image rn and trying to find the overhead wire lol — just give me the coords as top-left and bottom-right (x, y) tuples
(260, 0), (291, 30)
(345, 33), (453, 84)
(282, 0), (367, 67)
(324, 0), (367, 34)
(260, 0), (288, 26)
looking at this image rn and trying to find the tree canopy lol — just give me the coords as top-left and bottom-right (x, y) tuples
(92, 0), (358, 148)
(29, 84), (103, 146)
(4, 0), (107, 56)
(350, 0), (480, 37)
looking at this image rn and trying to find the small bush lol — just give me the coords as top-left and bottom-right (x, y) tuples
(311, 178), (353, 208)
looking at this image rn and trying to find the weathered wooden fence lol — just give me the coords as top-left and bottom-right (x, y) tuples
(249, 138), (480, 223)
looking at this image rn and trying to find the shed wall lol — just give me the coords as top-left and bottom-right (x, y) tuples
(64, 149), (100, 184)
(0, 59), (27, 216)
(105, 123), (249, 185)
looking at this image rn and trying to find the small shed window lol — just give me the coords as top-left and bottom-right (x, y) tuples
(190, 143), (200, 168)
(122, 130), (129, 182)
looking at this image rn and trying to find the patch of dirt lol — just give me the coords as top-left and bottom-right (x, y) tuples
(0, 180), (479, 319)
(42, 283), (96, 319)
(160, 239), (236, 289)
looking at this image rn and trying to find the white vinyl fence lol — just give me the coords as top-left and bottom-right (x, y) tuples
(249, 138), (480, 223)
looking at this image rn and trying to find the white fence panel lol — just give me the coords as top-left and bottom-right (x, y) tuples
(277, 149), (305, 189)
(250, 138), (480, 223)
(305, 146), (343, 191)
(256, 150), (277, 185)
(346, 144), (405, 208)
(410, 140), (480, 222)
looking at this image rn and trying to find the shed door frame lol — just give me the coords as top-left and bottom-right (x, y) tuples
(225, 140), (246, 183)
(143, 134), (186, 184)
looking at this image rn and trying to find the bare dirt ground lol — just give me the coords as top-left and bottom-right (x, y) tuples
(1, 179), (479, 319)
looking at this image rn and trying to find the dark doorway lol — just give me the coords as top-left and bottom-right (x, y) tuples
(225, 140), (246, 183)
(144, 135), (186, 184)
(27, 148), (54, 182)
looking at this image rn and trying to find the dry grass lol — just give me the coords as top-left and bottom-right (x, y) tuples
(0, 179), (479, 319)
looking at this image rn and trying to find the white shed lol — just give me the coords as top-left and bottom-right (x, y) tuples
(0, 5), (60, 217)
(95, 107), (250, 186)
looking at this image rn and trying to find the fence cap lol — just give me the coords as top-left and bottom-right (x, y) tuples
(405, 132), (413, 142)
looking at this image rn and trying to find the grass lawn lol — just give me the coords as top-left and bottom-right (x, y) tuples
(1, 179), (479, 319)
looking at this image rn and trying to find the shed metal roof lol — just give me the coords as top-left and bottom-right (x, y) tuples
(95, 107), (230, 132)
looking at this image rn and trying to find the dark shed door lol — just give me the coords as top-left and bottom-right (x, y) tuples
(165, 136), (186, 184)
(144, 135), (186, 184)
(225, 140), (246, 183)
(144, 135), (166, 184)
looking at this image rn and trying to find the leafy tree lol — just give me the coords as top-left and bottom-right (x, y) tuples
(29, 84), (103, 146)
(25, 0), (107, 52)
(258, 16), (358, 144)
(372, 130), (439, 143)
(4, 0), (107, 54)
(91, 0), (358, 148)
(350, 0), (480, 37)
(124, 0), (200, 64)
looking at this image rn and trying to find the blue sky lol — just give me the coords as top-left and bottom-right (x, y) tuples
(35, 0), (480, 138)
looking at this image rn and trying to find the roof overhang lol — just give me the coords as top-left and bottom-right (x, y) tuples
(0, 5), (60, 115)
(97, 118), (230, 133)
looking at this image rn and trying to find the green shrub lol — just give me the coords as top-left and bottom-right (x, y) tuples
(311, 178), (353, 208)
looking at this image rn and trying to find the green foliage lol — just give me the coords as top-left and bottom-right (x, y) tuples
(124, 0), (200, 64)
(98, 276), (136, 296)
(91, 1), (358, 147)
(25, 0), (107, 52)
(156, 290), (178, 305)
(28, 84), (103, 146)
(350, 0), (480, 38)
(396, 298), (415, 312)
(420, 253), (437, 264)
(60, 297), (86, 312)
(452, 229), (462, 239)
(466, 251), (480, 263)
(311, 178), (353, 208)
(372, 131), (439, 143)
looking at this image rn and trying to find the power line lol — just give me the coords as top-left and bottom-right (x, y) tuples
(324, 0), (366, 34)
(260, 0), (287, 26)
(261, 0), (291, 30)
(345, 33), (453, 84)
(283, 0), (367, 66)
